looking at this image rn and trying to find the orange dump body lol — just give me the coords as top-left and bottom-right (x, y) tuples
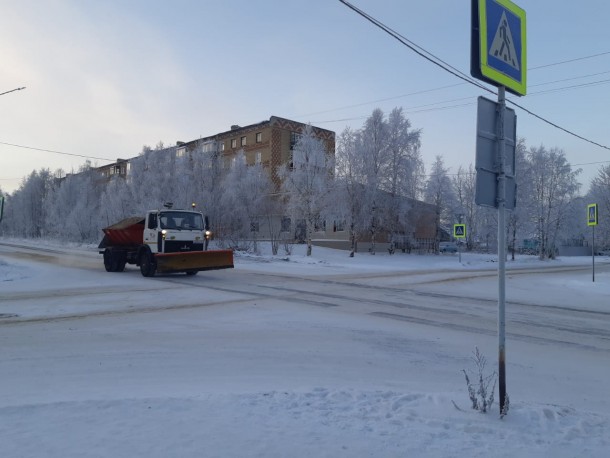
(101, 217), (145, 247)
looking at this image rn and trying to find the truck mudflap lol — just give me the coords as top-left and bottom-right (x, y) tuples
(154, 249), (234, 274)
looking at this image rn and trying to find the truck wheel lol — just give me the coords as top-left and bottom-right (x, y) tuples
(103, 249), (115, 272)
(116, 257), (127, 272)
(140, 251), (156, 277)
(104, 249), (126, 272)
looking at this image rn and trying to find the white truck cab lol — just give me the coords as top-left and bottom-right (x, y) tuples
(144, 210), (210, 254)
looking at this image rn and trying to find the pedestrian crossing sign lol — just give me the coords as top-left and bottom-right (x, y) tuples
(587, 204), (598, 226)
(471, 0), (527, 96)
(454, 224), (466, 239)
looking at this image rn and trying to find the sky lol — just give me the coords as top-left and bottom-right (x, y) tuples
(1, 0), (610, 195)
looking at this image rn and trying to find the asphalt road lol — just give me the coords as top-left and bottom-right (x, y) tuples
(2, 241), (609, 353)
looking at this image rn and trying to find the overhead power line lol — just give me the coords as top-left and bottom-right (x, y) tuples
(337, 0), (610, 152)
(529, 51), (610, 70)
(0, 141), (115, 162)
(337, 0), (492, 94)
(0, 87), (26, 96)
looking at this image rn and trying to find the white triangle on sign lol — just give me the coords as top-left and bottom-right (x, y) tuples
(489, 11), (519, 71)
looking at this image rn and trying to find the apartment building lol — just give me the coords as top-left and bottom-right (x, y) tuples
(98, 116), (334, 183)
(177, 115), (335, 186)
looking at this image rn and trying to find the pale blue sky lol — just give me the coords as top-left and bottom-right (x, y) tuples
(1, 0), (609, 194)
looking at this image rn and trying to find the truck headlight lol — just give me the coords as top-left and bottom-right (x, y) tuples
(162, 229), (167, 240)
(205, 230), (212, 239)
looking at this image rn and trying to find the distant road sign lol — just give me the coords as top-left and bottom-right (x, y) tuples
(471, 0), (527, 96)
(588, 203), (598, 226)
(454, 224), (466, 239)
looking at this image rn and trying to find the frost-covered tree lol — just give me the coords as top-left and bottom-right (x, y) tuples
(527, 145), (581, 259)
(588, 164), (610, 249)
(190, 141), (226, 237)
(424, 156), (457, 250)
(45, 162), (103, 242)
(383, 108), (423, 253)
(334, 127), (365, 256)
(452, 164), (478, 251)
(334, 108), (423, 256)
(507, 138), (535, 259)
(358, 109), (389, 255)
(128, 142), (176, 213)
(2, 169), (54, 238)
(99, 175), (136, 228)
(280, 124), (334, 256)
(384, 107), (423, 200)
(219, 151), (274, 252)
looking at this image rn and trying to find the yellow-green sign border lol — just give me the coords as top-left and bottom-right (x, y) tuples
(587, 203), (598, 226)
(454, 224), (467, 239)
(478, 0), (527, 96)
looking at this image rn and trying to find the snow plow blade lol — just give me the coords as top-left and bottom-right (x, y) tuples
(154, 250), (234, 274)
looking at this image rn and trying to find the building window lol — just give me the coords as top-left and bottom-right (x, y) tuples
(256, 132), (262, 143)
(241, 136), (247, 146)
(202, 142), (216, 153)
(250, 219), (259, 232)
(176, 147), (186, 158)
(231, 139), (237, 148)
(290, 131), (302, 150)
(255, 152), (262, 164)
(281, 217), (291, 232)
(334, 219), (345, 232)
(314, 219), (326, 232)
(220, 142), (225, 151)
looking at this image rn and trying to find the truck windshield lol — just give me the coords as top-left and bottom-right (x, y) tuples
(159, 211), (204, 230)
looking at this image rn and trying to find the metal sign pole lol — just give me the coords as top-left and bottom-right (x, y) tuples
(497, 86), (507, 414)
(591, 226), (595, 283)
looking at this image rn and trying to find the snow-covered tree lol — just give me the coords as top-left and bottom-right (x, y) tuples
(99, 175), (136, 228)
(3, 169), (54, 238)
(219, 151), (274, 252)
(588, 164), (610, 249)
(507, 138), (534, 259)
(190, 141), (226, 238)
(424, 156), (457, 250)
(384, 107), (423, 200)
(334, 127), (365, 256)
(383, 108), (422, 253)
(280, 125), (334, 256)
(452, 164), (478, 250)
(358, 109), (389, 255)
(45, 162), (103, 242)
(527, 145), (581, 259)
(334, 108), (423, 256)
(128, 142), (176, 213)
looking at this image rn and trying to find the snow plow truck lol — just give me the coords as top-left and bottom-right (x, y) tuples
(98, 204), (233, 277)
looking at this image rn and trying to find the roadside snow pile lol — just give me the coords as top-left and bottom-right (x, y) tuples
(233, 242), (605, 274)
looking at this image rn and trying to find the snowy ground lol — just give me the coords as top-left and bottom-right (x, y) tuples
(1, 239), (609, 457)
